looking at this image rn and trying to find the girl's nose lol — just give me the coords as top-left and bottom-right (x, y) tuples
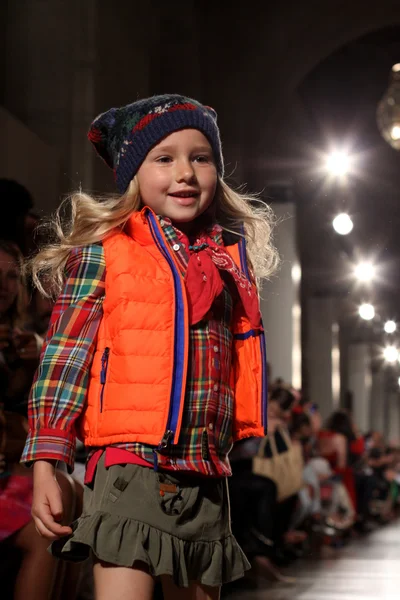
(175, 159), (196, 183)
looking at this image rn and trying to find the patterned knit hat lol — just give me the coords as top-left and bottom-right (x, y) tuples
(88, 94), (224, 194)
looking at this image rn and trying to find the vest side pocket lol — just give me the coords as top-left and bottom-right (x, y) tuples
(100, 347), (110, 412)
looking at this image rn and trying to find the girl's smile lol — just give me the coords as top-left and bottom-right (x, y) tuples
(168, 189), (199, 206)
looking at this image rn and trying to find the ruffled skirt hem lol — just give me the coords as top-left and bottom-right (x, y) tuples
(51, 510), (250, 588)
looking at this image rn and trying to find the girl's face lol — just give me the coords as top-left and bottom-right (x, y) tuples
(137, 129), (218, 226)
(0, 249), (20, 316)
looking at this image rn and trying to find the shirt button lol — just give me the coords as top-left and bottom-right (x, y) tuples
(173, 244), (180, 251)
(208, 423), (214, 430)
(213, 384), (219, 392)
(213, 345), (219, 353)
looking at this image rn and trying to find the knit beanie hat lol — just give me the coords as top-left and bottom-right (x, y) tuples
(88, 94), (224, 194)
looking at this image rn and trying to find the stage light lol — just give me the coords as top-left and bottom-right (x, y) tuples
(384, 320), (397, 334)
(359, 303), (375, 320)
(326, 152), (351, 176)
(383, 345), (398, 363)
(291, 264), (302, 283)
(390, 124), (400, 140)
(354, 262), (375, 283)
(332, 213), (353, 235)
(377, 64), (400, 150)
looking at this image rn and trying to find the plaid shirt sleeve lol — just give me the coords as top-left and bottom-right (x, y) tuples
(21, 243), (106, 471)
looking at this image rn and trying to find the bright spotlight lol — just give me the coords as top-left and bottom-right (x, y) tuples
(291, 264), (302, 283)
(326, 152), (351, 176)
(398, 376), (400, 387)
(359, 303), (375, 320)
(384, 320), (397, 334)
(354, 262), (375, 283)
(332, 213), (353, 235)
(391, 125), (400, 140)
(384, 345), (398, 363)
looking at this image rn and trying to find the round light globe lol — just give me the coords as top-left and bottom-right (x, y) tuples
(333, 213), (353, 235)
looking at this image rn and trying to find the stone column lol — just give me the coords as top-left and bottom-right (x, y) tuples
(387, 389), (400, 444)
(348, 343), (372, 432)
(370, 365), (385, 434)
(383, 367), (400, 443)
(306, 297), (340, 420)
(260, 202), (301, 387)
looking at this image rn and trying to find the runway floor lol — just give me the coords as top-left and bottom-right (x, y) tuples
(225, 521), (400, 600)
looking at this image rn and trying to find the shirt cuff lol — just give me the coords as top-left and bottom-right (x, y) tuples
(20, 427), (77, 472)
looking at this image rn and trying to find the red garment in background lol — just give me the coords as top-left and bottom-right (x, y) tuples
(317, 430), (357, 510)
(350, 436), (365, 457)
(0, 474), (33, 541)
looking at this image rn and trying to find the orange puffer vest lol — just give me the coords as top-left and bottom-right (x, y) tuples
(78, 208), (267, 450)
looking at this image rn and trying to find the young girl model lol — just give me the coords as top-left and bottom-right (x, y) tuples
(21, 94), (277, 600)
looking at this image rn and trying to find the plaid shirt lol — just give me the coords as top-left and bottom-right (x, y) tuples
(22, 218), (234, 477)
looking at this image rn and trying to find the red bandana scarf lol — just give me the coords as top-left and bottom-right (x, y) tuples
(183, 230), (262, 330)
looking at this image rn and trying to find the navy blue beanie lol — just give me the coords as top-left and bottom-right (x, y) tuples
(88, 94), (224, 194)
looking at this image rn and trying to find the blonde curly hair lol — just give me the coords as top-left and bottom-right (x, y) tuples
(28, 177), (279, 297)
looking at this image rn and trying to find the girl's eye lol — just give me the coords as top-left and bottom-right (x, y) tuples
(156, 156), (172, 163)
(194, 155), (211, 163)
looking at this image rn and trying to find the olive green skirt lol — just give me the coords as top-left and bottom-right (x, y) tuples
(51, 453), (250, 588)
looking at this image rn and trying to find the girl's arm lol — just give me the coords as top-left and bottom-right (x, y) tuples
(20, 243), (106, 473)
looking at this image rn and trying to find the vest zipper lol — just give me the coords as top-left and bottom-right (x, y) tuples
(147, 212), (188, 448)
(159, 430), (174, 451)
(259, 329), (268, 432)
(100, 347), (110, 413)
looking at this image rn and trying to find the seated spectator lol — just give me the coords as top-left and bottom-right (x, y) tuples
(0, 241), (40, 415)
(290, 412), (322, 529)
(26, 282), (54, 337)
(317, 411), (357, 510)
(0, 240), (81, 599)
(0, 180), (35, 256)
(229, 384), (306, 584)
(309, 457), (355, 532)
(365, 431), (394, 522)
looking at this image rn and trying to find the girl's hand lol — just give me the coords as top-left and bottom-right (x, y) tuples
(13, 331), (40, 361)
(32, 460), (73, 539)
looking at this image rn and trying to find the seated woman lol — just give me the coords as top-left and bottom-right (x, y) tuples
(317, 411), (357, 511)
(0, 240), (81, 600)
(309, 457), (355, 532)
(229, 386), (306, 584)
(289, 411), (322, 529)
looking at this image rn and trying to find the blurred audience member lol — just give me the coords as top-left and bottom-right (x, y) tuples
(317, 411), (357, 510)
(0, 241), (40, 415)
(0, 240), (82, 599)
(0, 180), (35, 256)
(27, 284), (54, 337)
